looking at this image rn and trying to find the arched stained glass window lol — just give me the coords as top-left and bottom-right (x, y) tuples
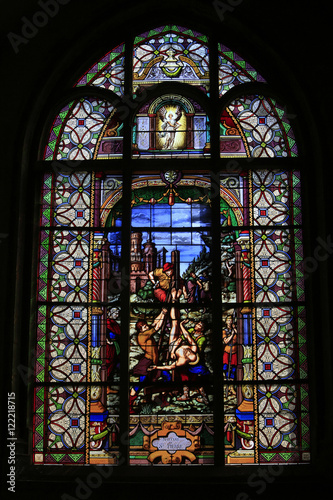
(133, 26), (209, 94)
(33, 25), (310, 467)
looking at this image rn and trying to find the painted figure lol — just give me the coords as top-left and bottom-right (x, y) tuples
(148, 314), (209, 404)
(185, 271), (202, 304)
(149, 262), (185, 302)
(198, 271), (212, 303)
(130, 308), (168, 413)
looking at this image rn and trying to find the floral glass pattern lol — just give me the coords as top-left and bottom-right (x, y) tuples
(44, 98), (123, 161)
(220, 168), (308, 464)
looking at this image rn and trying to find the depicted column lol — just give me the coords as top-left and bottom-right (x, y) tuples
(149, 113), (156, 149)
(90, 232), (109, 460)
(187, 113), (194, 149)
(99, 239), (111, 401)
(234, 231), (254, 460)
(92, 233), (105, 346)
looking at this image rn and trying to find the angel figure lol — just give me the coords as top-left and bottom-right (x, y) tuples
(158, 105), (182, 149)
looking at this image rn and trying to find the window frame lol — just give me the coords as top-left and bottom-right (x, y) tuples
(8, 9), (325, 494)
(28, 28), (310, 471)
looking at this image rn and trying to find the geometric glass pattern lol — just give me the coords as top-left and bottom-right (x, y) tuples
(43, 98), (123, 161)
(220, 169), (309, 464)
(220, 96), (298, 158)
(34, 171), (122, 465)
(218, 43), (266, 96)
(75, 43), (125, 96)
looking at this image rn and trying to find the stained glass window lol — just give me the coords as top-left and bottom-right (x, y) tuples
(33, 26), (310, 467)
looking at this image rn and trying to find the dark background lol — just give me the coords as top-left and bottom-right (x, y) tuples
(1, 1), (332, 499)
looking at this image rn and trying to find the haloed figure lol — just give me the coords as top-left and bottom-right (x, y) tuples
(164, 112), (181, 149)
(158, 105), (182, 150)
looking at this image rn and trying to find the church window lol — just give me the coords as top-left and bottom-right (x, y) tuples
(32, 25), (310, 467)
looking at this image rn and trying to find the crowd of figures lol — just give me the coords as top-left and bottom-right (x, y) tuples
(104, 261), (238, 414)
